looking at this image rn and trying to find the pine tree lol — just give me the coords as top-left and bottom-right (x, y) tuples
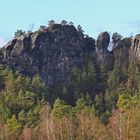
(6, 115), (22, 137)
(107, 67), (121, 90)
(18, 110), (26, 125)
(52, 99), (73, 118)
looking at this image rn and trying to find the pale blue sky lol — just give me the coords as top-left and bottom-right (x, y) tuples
(0, 0), (140, 47)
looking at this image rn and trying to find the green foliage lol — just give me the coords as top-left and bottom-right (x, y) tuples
(18, 110), (26, 125)
(7, 115), (22, 136)
(0, 103), (11, 122)
(71, 60), (97, 101)
(39, 25), (47, 31)
(14, 29), (26, 37)
(61, 20), (68, 25)
(76, 98), (86, 110)
(30, 75), (50, 101)
(52, 98), (73, 118)
(104, 91), (118, 111)
(69, 21), (74, 26)
(0, 52), (140, 138)
(94, 94), (106, 118)
(107, 67), (121, 90)
(27, 110), (39, 127)
(117, 93), (140, 111)
(108, 94), (140, 140)
(48, 20), (55, 27)
(0, 69), (47, 134)
(127, 61), (138, 77)
(77, 25), (84, 33)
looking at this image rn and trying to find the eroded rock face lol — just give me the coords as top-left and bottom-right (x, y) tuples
(2, 24), (140, 85)
(129, 34), (140, 61)
(96, 32), (113, 70)
(112, 38), (132, 70)
(2, 24), (96, 85)
(96, 49), (114, 70)
(112, 36), (140, 71)
(4, 39), (17, 59)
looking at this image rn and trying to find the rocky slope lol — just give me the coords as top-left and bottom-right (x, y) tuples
(0, 23), (140, 85)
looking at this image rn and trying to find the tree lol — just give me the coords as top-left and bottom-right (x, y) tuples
(75, 98), (86, 113)
(52, 99), (73, 119)
(6, 115), (22, 137)
(108, 109), (126, 140)
(77, 25), (84, 33)
(15, 75), (30, 92)
(18, 110), (26, 125)
(0, 68), (5, 90)
(108, 94), (140, 140)
(39, 25), (47, 31)
(71, 61), (97, 101)
(117, 93), (140, 112)
(0, 103), (11, 122)
(107, 67), (121, 90)
(48, 20), (55, 27)
(61, 20), (68, 26)
(76, 106), (109, 140)
(104, 90), (118, 112)
(69, 21), (74, 26)
(127, 61), (139, 94)
(94, 94), (106, 117)
(14, 29), (26, 38)
(112, 32), (122, 46)
(30, 75), (50, 101)
(6, 70), (16, 93)
(27, 110), (39, 127)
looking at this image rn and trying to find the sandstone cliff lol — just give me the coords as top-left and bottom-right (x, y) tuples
(0, 23), (139, 85)
(1, 24), (95, 85)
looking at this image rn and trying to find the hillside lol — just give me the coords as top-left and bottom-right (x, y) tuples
(0, 22), (140, 139)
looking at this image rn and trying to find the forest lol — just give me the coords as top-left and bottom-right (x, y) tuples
(0, 59), (139, 139)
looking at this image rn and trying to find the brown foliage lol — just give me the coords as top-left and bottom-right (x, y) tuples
(19, 124), (32, 140)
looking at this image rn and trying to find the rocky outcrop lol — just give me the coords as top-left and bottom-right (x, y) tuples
(1, 23), (140, 85)
(96, 32), (114, 70)
(129, 34), (140, 61)
(96, 32), (110, 50)
(112, 36), (140, 70)
(112, 38), (132, 70)
(4, 39), (17, 59)
(2, 24), (96, 85)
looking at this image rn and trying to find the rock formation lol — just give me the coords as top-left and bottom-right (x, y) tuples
(112, 37), (132, 70)
(96, 32), (110, 50)
(1, 24), (95, 85)
(1, 23), (140, 85)
(130, 34), (140, 61)
(96, 32), (113, 70)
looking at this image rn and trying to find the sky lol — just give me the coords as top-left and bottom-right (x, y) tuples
(0, 0), (140, 47)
